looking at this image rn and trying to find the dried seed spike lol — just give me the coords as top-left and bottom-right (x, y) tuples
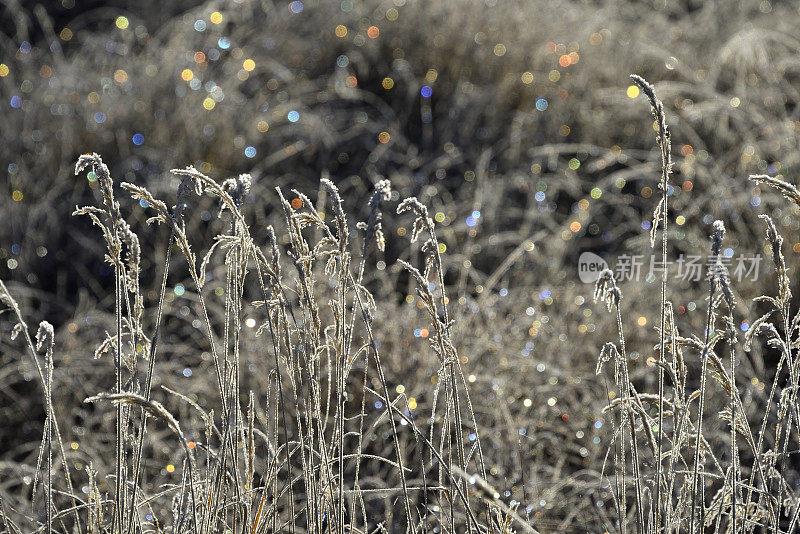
(630, 74), (672, 193)
(233, 173), (252, 198)
(265, 224), (281, 277)
(119, 219), (141, 274)
(397, 196), (429, 218)
(707, 221), (735, 308)
(760, 214), (783, 265)
(175, 176), (195, 217)
(36, 321), (54, 353)
(73, 153), (96, 175)
(597, 342), (620, 375)
(371, 179), (392, 205)
(74, 152), (120, 220)
(172, 165), (211, 220)
(120, 182), (171, 225)
(11, 322), (23, 341)
(221, 173), (251, 209)
(170, 166), (206, 195)
(593, 268), (621, 311)
(750, 174), (800, 209)
(321, 176), (349, 249)
(0, 283), (14, 308)
(759, 214), (791, 303)
(711, 220), (725, 257)
(629, 75), (660, 116)
(320, 177), (345, 220)
(362, 179), (392, 252)
(650, 196), (665, 248)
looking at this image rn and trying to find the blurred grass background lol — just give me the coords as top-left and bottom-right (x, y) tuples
(2, 0), (800, 530)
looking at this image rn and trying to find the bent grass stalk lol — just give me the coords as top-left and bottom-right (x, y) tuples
(630, 73), (671, 534)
